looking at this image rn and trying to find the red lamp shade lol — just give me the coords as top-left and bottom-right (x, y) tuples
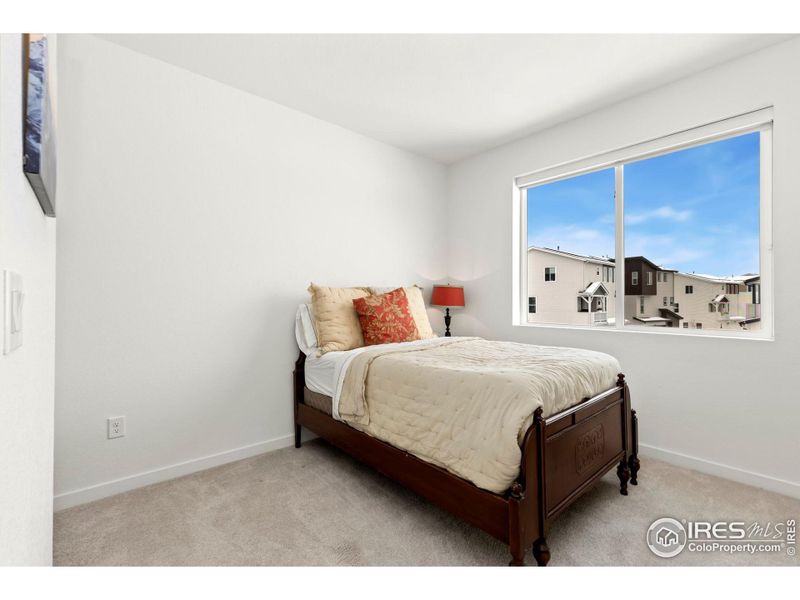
(431, 285), (465, 308)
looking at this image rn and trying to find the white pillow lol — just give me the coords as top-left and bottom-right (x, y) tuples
(295, 304), (319, 355)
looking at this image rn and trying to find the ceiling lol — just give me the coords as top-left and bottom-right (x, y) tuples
(98, 34), (792, 164)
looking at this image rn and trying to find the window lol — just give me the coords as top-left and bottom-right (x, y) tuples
(683, 322), (689, 329)
(749, 283), (761, 304)
(696, 323), (703, 330)
(639, 296), (645, 314)
(524, 168), (615, 326)
(515, 109), (771, 337)
(663, 296), (668, 306)
(528, 297), (536, 314)
(709, 303), (716, 313)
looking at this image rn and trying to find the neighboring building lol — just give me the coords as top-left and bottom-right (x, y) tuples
(527, 247), (615, 326)
(672, 273), (761, 331)
(624, 256), (681, 327)
(528, 246), (761, 331)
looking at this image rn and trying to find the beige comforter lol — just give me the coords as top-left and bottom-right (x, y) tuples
(338, 337), (621, 494)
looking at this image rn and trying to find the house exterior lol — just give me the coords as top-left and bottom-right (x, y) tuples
(672, 273), (761, 331)
(527, 247), (615, 326)
(624, 256), (681, 327)
(528, 246), (761, 331)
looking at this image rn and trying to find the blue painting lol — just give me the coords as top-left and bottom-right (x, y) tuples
(23, 33), (56, 217)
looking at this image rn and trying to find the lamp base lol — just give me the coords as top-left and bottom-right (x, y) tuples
(444, 307), (451, 337)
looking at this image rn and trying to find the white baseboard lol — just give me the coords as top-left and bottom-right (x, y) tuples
(53, 433), (297, 511)
(639, 443), (800, 500)
(55, 437), (800, 511)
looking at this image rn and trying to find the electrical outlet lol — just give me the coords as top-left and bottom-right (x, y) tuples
(107, 416), (126, 439)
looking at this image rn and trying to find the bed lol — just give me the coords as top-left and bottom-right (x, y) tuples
(293, 334), (640, 566)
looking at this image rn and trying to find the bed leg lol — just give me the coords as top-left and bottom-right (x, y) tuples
(508, 549), (526, 567)
(532, 538), (550, 567)
(294, 424), (302, 448)
(628, 409), (640, 485)
(617, 459), (630, 496)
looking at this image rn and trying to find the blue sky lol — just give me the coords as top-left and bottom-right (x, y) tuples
(526, 132), (760, 276)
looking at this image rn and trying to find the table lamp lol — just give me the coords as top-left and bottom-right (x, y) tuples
(430, 285), (465, 337)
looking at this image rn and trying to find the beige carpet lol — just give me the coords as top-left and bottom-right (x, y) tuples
(54, 440), (799, 566)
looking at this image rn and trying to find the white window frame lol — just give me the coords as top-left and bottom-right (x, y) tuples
(544, 266), (556, 282)
(512, 107), (773, 340)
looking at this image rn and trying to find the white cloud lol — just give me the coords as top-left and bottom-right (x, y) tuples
(569, 228), (606, 241)
(651, 248), (708, 267)
(626, 205), (693, 225)
(529, 224), (614, 258)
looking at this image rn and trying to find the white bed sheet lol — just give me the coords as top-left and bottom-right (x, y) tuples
(304, 338), (446, 419)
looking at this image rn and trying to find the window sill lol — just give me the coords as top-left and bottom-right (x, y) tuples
(512, 321), (774, 342)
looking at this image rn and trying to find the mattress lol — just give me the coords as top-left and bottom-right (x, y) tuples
(303, 387), (333, 415)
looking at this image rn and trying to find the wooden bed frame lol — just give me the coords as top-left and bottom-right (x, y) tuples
(293, 352), (640, 566)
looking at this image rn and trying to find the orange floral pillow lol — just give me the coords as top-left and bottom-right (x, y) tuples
(352, 288), (421, 346)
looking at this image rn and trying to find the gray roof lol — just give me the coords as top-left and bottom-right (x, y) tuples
(633, 316), (672, 323)
(659, 307), (684, 320)
(579, 281), (610, 297)
(528, 246), (615, 267)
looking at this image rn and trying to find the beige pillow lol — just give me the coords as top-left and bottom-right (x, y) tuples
(308, 284), (372, 354)
(369, 285), (435, 340)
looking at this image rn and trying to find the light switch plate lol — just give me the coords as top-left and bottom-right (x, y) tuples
(3, 270), (23, 355)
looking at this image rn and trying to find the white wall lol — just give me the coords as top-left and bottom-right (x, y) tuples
(448, 38), (800, 497)
(54, 35), (448, 508)
(0, 34), (57, 564)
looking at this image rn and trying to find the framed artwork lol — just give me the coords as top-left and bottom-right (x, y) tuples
(22, 33), (57, 217)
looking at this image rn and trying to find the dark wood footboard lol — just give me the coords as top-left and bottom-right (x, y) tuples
(293, 352), (638, 566)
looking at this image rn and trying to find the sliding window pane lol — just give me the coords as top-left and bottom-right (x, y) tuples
(525, 168), (615, 326)
(623, 132), (761, 332)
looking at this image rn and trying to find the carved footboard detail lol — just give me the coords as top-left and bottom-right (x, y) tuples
(509, 373), (636, 566)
